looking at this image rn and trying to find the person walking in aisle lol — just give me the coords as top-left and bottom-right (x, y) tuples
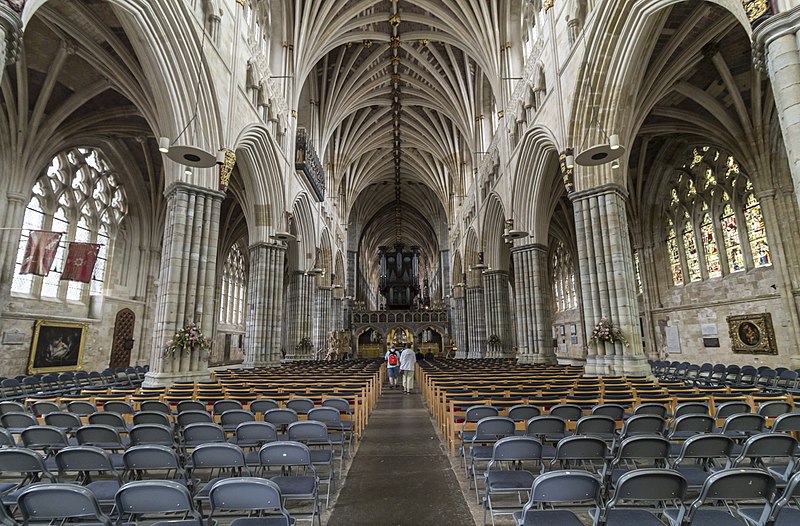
(399, 344), (417, 394)
(385, 347), (401, 389)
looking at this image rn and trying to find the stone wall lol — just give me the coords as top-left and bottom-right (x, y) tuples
(652, 266), (792, 367)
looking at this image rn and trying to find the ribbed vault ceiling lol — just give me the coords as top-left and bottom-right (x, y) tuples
(296, 0), (505, 285)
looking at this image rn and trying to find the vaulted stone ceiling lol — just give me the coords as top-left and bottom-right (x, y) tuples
(294, 0), (507, 283)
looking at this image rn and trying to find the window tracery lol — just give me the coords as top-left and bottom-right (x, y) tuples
(551, 239), (576, 312)
(11, 148), (127, 300)
(663, 147), (770, 286)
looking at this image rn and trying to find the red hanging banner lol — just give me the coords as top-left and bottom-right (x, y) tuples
(19, 231), (63, 276)
(60, 242), (101, 283)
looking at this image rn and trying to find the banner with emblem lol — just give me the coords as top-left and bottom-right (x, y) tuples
(60, 242), (101, 283)
(19, 231), (63, 276)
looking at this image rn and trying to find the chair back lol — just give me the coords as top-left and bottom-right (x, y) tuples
(507, 405), (540, 422)
(208, 477), (289, 524)
(259, 441), (313, 468)
(129, 424), (175, 447)
(264, 408), (299, 427)
(18, 484), (112, 526)
(610, 468), (687, 503)
(286, 398), (315, 415)
(249, 399), (280, 414)
(549, 404), (583, 422)
(132, 411), (171, 427)
(489, 436), (542, 464)
(591, 404), (625, 420)
(115, 480), (201, 519)
(66, 400), (96, 416)
(464, 405), (499, 423)
(715, 402), (750, 419)
(525, 415), (566, 437)
(103, 401), (133, 415)
(530, 470), (601, 502)
(182, 422), (225, 445)
(213, 400), (243, 415)
(621, 414), (666, 436)
(473, 416), (515, 441)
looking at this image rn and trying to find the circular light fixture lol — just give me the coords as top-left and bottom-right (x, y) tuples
(504, 229), (528, 240)
(270, 231), (296, 242)
(575, 143), (626, 166)
(166, 145), (218, 168)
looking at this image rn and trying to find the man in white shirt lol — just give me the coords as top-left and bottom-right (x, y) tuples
(399, 345), (417, 394)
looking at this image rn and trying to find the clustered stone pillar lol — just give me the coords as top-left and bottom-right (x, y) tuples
(755, 6), (800, 211)
(330, 296), (343, 331)
(243, 243), (285, 367)
(465, 285), (486, 358)
(571, 184), (648, 376)
(512, 244), (556, 365)
(482, 270), (513, 357)
(0, 192), (27, 305)
(283, 271), (315, 360)
(0, 2), (22, 85)
(144, 182), (224, 386)
(450, 288), (468, 358)
(313, 286), (331, 356)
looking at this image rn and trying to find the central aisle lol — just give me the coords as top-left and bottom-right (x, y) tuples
(327, 387), (475, 526)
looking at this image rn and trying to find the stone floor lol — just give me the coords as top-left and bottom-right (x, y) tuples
(327, 386), (475, 526)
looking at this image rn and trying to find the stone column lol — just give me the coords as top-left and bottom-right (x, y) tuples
(465, 285), (486, 358)
(483, 270), (513, 357)
(0, 192), (27, 304)
(243, 242), (285, 368)
(144, 182), (224, 386)
(330, 296), (343, 331)
(755, 189), (800, 368)
(571, 184), (648, 376)
(313, 286), (331, 356)
(512, 244), (556, 365)
(754, 7), (800, 211)
(451, 288), (468, 358)
(284, 271), (315, 360)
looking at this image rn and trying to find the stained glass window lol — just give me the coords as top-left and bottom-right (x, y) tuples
(682, 220), (701, 282)
(700, 214), (721, 278)
(11, 148), (127, 301)
(744, 194), (771, 268)
(665, 146), (772, 285)
(633, 249), (643, 294)
(721, 203), (744, 273)
(667, 222), (683, 286)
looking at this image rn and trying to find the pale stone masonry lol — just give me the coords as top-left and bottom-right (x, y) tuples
(483, 270), (513, 357)
(144, 182), (223, 386)
(243, 243), (285, 367)
(465, 285), (486, 358)
(513, 244), (556, 365)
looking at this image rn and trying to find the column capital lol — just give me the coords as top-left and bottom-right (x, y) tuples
(510, 242), (548, 255)
(753, 5), (800, 72)
(248, 241), (287, 253)
(482, 269), (509, 278)
(755, 188), (778, 200)
(164, 180), (227, 201)
(569, 182), (628, 203)
(5, 191), (26, 205)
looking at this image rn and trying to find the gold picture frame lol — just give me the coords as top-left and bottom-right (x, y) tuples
(28, 320), (87, 373)
(727, 313), (777, 355)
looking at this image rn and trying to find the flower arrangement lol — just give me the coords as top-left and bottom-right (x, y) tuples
(591, 317), (628, 346)
(297, 336), (313, 350)
(164, 322), (210, 356)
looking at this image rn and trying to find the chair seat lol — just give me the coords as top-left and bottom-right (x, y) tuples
(469, 445), (494, 462)
(738, 507), (772, 525)
(674, 466), (714, 488)
(664, 508), (748, 526)
(513, 509), (585, 526)
(604, 509), (670, 526)
(151, 520), (216, 526)
(195, 477), (228, 499)
(485, 469), (535, 491)
(0, 482), (17, 495)
(86, 480), (122, 502)
(310, 450), (334, 464)
(271, 475), (316, 497)
(230, 518), (292, 526)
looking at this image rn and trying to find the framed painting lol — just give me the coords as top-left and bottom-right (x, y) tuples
(727, 313), (777, 355)
(28, 320), (87, 373)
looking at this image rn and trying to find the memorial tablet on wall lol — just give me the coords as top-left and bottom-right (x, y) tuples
(727, 313), (777, 355)
(28, 321), (87, 373)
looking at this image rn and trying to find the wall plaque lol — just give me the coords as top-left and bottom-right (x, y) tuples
(727, 313), (777, 355)
(2, 329), (25, 345)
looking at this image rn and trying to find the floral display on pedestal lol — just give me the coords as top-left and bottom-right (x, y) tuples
(164, 322), (210, 357)
(590, 317), (628, 346)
